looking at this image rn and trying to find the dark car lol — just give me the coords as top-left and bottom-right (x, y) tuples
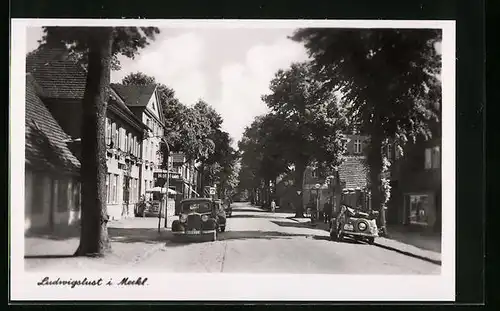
(330, 205), (379, 244)
(171, 198), (227, 241)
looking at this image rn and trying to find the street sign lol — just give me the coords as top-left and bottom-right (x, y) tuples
(296, 190), (302, 196)
(209, 187), (216, 195)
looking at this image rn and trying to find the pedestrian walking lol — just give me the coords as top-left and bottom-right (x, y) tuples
(271, 200), (276, 213)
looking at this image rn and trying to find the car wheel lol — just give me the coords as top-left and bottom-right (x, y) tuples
(367, 237), (375, 244)
(330, 226), (338, 241)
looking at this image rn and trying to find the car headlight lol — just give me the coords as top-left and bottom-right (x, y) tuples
(180, 214), (187, 222)
(358, 222), (367, 231)
(201, 215), (209, 222)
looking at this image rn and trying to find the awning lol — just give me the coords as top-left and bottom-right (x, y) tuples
(146, 186), (177, 195)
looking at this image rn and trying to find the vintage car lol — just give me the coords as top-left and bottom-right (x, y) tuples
(330, 205), (379, 244)
(171, 198), (227, 241)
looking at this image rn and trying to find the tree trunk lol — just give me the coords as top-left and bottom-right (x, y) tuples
(75, 27), (113, 257)
(366, 133), (388, 236)
(294, 161), (306, 218)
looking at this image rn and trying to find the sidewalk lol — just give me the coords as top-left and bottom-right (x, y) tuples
(24, 216), (175, 268)
(308, 221), (442, 265)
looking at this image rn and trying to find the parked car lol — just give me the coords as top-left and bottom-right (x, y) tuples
(171, 198), (227, 241)
(330, 205), (379, 244)
(135, 200), (164, 217)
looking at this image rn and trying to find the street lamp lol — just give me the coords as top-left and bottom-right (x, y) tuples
(314, 183), (321, 221)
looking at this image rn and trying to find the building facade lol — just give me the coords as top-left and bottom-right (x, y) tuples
(111, 84), (165, 202)
(26, 47), (172, 225)
(165, 153), (200, 214)
(25, 74), (82, 234)
(387, 137), (442, 232)
(104, 90), (147, 220)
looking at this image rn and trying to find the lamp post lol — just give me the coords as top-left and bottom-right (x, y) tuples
(314, 183), (321, 221)
(163, 141), (170, 229)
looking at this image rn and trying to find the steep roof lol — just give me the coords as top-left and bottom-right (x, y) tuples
(110, 84), (156, 107)
(26, 47), (143, 130)
(338, 156), (368, 189)
(26, 47), (87, 100)
(25, 74), (80, 175)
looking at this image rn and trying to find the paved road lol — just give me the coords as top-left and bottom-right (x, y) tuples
(134, 202), (440, 274)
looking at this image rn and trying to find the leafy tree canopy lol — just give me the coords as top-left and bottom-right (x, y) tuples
(38, 27), (160, 71)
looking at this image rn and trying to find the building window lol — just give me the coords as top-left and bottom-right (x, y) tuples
(150, 142), (154, 161)
(354, 139), (362, 154)
(57, 179), (68, 213)
(407, 194), (429, 225)
(111, 122), (117, 147)
(311, 168), (318, 178)
(116, 127), (122, 149)
(32, 172), (45, 214)
(145, 142), (148, 160)
(74, 182), (81, 211)
(425, 146), (440, 169)
(112, 174), (118, 203)
(105, 118), (111, 145)
(147, 118), (150, 129)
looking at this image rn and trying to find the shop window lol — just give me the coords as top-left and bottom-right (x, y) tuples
(408, 194), (429, 225)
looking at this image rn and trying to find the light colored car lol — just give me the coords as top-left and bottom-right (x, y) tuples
(330, 205), (379, 244)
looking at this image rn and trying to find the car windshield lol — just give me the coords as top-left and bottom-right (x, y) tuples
(181, 201), (212, 213)
(345, 205), (369, 217)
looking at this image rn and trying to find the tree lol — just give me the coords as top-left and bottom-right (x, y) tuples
(261, 62), (348, 217)
(291, 28), (441, 232)
(39, 26), (160, 256)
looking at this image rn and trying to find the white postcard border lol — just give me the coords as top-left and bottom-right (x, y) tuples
(10, 19), (456, 302)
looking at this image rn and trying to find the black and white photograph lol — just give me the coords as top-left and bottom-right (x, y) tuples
(11, 19), (455, 301)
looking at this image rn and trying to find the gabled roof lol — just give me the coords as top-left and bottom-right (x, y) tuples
(338, 156), (368, 189)
(110, 84), (156, 107)
(26, 47), (87, 100)
(26, 47), (144, 131)
(25, 74), (80, 175)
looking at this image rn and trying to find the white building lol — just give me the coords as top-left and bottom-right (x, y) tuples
(111, 84), (166, 201)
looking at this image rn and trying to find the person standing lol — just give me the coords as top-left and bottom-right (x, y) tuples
(271, 200), (276, 213)
(324, 199), (332, 224)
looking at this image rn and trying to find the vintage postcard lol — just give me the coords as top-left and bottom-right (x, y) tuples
(10, 19), (455, 301)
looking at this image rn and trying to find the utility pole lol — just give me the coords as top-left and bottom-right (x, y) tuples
(164, 141), (170, 229)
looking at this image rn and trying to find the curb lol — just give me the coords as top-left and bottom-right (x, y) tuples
(373, 242), (442, 266)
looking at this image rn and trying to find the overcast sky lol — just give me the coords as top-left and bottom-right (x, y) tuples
(26, 27), (310, 147)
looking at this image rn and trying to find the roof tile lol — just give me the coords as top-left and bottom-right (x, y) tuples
(111, 84), (156, 107)
(25, 74), (80, 174)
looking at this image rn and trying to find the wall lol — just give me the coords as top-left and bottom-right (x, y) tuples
(25, 168), (81, 234)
